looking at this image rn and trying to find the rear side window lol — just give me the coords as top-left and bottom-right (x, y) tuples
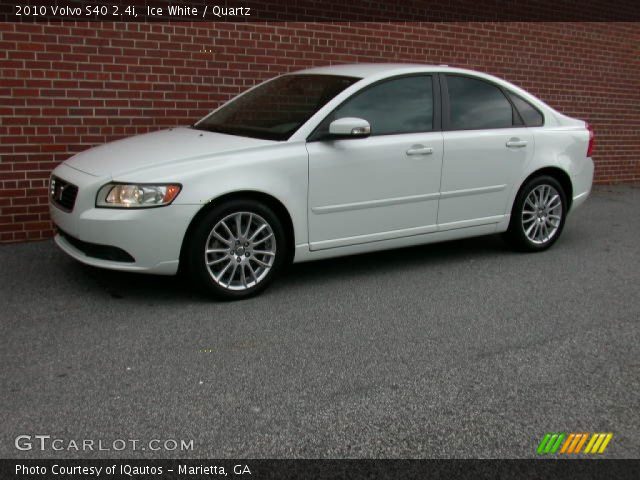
(446, 75), (514, 130)
(327, 75), (434, 136)
(507, 92), (544, 127)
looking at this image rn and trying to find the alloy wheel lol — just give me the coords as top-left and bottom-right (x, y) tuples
(521, 184), (563, 245)
(204, 212), (276, 291)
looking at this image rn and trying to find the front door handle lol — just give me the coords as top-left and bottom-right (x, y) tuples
(506, 139), (528, 148)
(406, 145), (434, 156)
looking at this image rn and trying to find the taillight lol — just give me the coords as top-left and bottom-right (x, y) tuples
(586, 122), (595, 157)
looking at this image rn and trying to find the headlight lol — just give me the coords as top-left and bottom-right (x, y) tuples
(96, 183), (181, 208)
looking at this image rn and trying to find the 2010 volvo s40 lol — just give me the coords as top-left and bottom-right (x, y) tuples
(50, 64), (594, 299)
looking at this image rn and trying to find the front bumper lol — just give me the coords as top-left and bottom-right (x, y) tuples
(49, 164), (200, 275)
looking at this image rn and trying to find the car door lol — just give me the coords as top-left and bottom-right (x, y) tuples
(306, 75), (444, 250)
(438, 74), (534, 228)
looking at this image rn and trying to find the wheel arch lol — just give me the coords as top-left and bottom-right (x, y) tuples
(179, 190), (296, 273)
(517, 166), (573, 211)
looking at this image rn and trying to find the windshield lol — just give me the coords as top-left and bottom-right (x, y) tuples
(193, 74), (359, 141)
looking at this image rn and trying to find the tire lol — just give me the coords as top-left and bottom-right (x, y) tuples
(504, 175), (568, 252)
(186, 199), (287, 300)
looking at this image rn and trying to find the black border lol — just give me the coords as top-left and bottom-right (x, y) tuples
(1, 0), (639, 21)
(2, 459), (639, 480)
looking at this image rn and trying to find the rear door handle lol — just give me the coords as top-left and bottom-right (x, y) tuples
(506, 139), (528, 148)
(406, 145), (434, 156)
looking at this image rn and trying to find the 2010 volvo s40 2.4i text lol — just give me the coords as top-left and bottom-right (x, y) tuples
(50, 64), (594, 299)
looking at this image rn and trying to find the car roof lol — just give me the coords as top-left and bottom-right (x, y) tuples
(296, 63), (456, 79)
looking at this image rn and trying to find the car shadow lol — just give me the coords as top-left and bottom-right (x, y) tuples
(68, 234), (513, 302)
(279, 233), (512, 287)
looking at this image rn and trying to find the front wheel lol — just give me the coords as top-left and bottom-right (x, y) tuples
(186, 199), (287, 300)
(504, 175), (568, 252)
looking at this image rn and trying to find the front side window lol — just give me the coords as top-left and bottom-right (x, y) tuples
(446, 75), (515, 130)
(317, 75), (434, 137)
(194, 74), (358, 141)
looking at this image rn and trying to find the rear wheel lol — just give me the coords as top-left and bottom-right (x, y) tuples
(505, 175), (568, 252)
(186, 199), (287, 299)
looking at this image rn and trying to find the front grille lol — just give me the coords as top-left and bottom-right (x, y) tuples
(57, 228), (135, 263)
(50, 176), (79, 211)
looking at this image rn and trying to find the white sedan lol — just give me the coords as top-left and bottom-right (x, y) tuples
(50, 64), (594, 299)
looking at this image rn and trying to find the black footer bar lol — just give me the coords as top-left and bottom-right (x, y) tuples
(2, 459), (639, 480)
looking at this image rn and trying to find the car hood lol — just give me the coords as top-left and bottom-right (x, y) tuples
(64, 127), (276, 177)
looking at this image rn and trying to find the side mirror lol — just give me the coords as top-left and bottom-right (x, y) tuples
(328, 117), (371, 138)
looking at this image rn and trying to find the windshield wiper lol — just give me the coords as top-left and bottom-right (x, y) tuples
(191, 124), (229, 134)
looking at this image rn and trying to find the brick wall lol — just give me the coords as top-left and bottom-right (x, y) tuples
(1, 21), (638, 242)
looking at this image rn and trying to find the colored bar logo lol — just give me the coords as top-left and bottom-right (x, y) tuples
(537, 433), (613, 455)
